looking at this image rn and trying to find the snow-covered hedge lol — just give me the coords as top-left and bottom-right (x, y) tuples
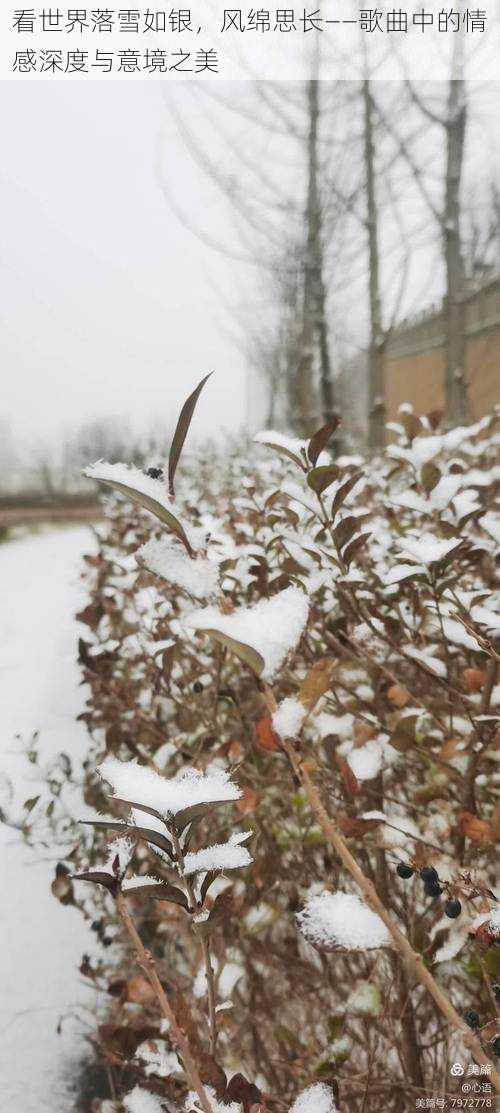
(45, 404), (500, 1108)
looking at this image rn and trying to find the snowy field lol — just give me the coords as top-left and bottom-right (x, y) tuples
(0, 527), (97, 1112)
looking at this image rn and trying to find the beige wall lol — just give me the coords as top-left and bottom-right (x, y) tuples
(383, 278), (500, 424)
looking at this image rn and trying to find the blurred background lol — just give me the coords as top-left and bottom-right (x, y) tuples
(0, 77), (499, 524)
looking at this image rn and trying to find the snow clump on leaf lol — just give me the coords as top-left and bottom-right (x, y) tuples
(297, 890), (391, 951)
(99, 758), (242, 817)
(137, 536), (220, 600)
(185, 586), (309, 679)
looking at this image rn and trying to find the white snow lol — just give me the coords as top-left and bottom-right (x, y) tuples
(185, 586), (309, 679)
(272, 697), (306, 738)
(85, 461), (199, 548)
(387, 434), (443, 466)
(184, 833), (253, 875)
(441, 618), (483, 652)
(386, 562), (426, 585)
(289, 1082), (338, 1113)
(398, 534), (461, 566)
(346, 739), (383, 781)
(185, 1086), (239, 1113)
(123, 1086), (165, 1113)
(137, 536), (219, 600)
(0, 527), (98, 1113)
(99, 758), (242, 817)
(297, 890), (391, 950)
(405, 646), (447, 677)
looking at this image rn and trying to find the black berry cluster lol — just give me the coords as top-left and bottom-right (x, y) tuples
(145, 466), (164, 480)
(395, 863), (462, 918)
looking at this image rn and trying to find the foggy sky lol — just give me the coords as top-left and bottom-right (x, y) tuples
(0, 82), (247, 455)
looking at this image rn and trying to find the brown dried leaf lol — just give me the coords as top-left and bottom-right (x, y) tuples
(458, 810), (493, 847)
(255, 714), (282, 753)
(387, 683), (410, 709)
(298, 658), (337, 712)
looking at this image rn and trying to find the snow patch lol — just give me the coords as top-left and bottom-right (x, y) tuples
(99, 758), (242, 817)
(185, 586), (309, 680)
(297, 890), (391, 950)
(137, 537), (219, 599)
(289, 1082), (338, 1113)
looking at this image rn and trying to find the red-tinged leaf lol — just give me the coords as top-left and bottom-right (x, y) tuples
(255, 714), (282, 753)
(174, 798), (239, 832)
(168, 372), (212, 497)
(337, 755), (360, 798)
(224, 1073), (262, 1110)
(76, 602), (104, 629)
(81, 819), (174, 859)
(236, 787), (259, 815)
(200, 869), (218, 904)
(307, 416), (341, 466)
(343, 531), (371, 566)
(331, 471), (363, 518)
(458, 810), (493, 847)
(333, 515), (359, 551)
(72, 870), (119, 895)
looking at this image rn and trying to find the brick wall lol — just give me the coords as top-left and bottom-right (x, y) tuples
(383, 277), (500, 423)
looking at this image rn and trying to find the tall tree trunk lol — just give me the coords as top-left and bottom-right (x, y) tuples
(444, 57), (468, 425)
(363, 79), (385, 451)
(294, 72), (334, 434)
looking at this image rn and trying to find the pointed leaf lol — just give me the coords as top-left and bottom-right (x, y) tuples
(198, 629), (265, 677)
(81, 820), (174, 860)
(124, 882), (189, 909)
(200, 870), (218, 904)
(331, 471), (363, 518)
(255, 438), (305, 469)
(72, 870), (119, 895)
(333, 515), (359, 551)
(343, 531), (371, 566)
(168, 372), (212, 496)
(307, 464), (340, 495)
(174, 798), (238, 832)
(90, 475), (193, 554)
(307, 416), (341, 465)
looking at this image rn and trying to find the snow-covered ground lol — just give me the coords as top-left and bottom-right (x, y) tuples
(0, 526), (98, 1112)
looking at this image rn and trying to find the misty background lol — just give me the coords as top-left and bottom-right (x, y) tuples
(1, 78), (499, 490)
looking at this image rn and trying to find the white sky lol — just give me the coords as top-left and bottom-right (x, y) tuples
(0, 82), (247, 453)
(1, 80), (498, 462)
